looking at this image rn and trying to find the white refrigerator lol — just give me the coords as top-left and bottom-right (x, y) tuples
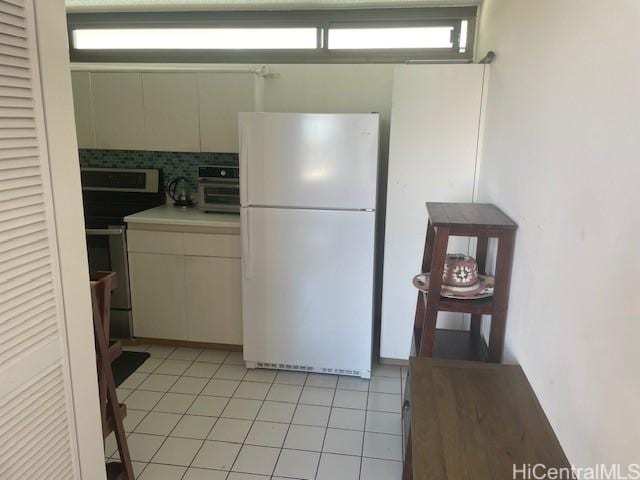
(239, 112), (379, 378)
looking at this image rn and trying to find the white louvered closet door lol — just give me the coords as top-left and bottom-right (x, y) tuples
(0, 0), (81, 478)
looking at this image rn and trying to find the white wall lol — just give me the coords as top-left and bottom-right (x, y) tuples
(477, 0), (640, 468)
(263, 64), (394, 158)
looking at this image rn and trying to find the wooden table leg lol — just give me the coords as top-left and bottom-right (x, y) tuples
(414, 292), (426, 330)
(402, 428), (413, 480)
(421, 220), (436, 273)
(488, 231), (515, 362)
(413, 293), (426, 355)
(471, 236), (489, 339)
(414, 220), (437, 355)
(419, 227), (449, 357)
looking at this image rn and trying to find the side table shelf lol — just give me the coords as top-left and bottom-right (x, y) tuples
(414, 327), (489, 362)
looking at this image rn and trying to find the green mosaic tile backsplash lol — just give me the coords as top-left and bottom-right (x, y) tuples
(78, 149), (238, 190)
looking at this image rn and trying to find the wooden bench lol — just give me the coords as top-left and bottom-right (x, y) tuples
(403, 357), (570, 480)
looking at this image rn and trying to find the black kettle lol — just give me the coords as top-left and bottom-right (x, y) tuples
(166, 177), (194, 208)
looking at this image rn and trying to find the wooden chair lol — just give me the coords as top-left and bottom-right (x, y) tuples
(90, 271), (134, 480)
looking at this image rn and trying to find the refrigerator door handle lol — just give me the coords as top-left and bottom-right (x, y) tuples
(240, 126), (249, 206)
(241, 209), (252, 279)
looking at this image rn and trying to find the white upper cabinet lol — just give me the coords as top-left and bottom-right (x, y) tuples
(71, 69), (262, 152)
(142, 73), (200, 152)
(199, 73), (260, 153)
(70, 71), (96, 148)
(92, 72), (146, 150)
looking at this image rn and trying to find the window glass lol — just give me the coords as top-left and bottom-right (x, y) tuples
(328, 26), (453, 50)
(73, 28), (318, 50)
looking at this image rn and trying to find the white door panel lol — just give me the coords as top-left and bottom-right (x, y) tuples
(0, 0), (85, 476)
(241, 207), (374, 375)
(381, 64), (486, 359)
(239, 113), (379, 210)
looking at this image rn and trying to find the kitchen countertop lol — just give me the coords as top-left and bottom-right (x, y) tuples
(124, 204), (240, 229)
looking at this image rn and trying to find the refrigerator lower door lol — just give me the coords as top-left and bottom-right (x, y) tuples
(241, 206), (374, 378)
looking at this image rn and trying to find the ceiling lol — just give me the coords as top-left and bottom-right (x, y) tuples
(65, 0), (479, 13)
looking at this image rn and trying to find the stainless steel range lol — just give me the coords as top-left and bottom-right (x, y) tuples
(81, 167), (164, 339)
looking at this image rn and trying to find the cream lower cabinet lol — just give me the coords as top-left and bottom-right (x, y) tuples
(185, 256), (242, 345)
(128, 227), (242, 345)
(128, 252), (188, 340)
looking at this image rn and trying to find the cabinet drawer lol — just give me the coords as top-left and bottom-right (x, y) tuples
(184, 233), (240, 258)
(127, 229), (184, 255)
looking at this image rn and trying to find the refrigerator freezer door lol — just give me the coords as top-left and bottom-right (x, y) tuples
(241, 206), (374, 377)
(239, 112), (379, 210)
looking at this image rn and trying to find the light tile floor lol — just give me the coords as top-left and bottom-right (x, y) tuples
(107, 344), (406, 480)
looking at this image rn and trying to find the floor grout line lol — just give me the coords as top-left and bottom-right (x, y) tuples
(177, 350), (237, 480)
(312, 379), (338, 480)
(358, 372), (372, 480)
(122, 345), (175, 478)
(260, 372), (297, 478)
(131, 349), (241, 476)
(134, 348), (202, 478)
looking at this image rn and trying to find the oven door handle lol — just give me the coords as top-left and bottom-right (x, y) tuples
(86, 228), (125, 236)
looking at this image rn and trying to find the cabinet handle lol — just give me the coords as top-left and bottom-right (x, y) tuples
(402, 399), (410, 411)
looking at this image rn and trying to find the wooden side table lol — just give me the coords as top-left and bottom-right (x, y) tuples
(402, 357), (570, 480)
(414, 202), (517, 362)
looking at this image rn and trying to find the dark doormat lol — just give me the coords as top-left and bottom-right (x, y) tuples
(112, 351), (150, 387)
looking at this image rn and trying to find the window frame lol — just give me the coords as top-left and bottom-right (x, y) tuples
(67, 7), (477, 64)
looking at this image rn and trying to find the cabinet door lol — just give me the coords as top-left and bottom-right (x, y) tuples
(92, 72), (145, 150)
(143, 73), (200, 152)
(70, 71), (96, 148)
(129, 252), (188, 340)
(185, 255), (242, 345)
(199, 73), (256, 153)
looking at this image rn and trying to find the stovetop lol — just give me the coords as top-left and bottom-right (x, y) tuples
(83, 191), (165, 227)
(81, 168), (165, 228)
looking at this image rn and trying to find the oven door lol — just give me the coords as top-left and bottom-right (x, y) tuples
(86, 225), (132, 338)
(198, 181), (240, 212)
